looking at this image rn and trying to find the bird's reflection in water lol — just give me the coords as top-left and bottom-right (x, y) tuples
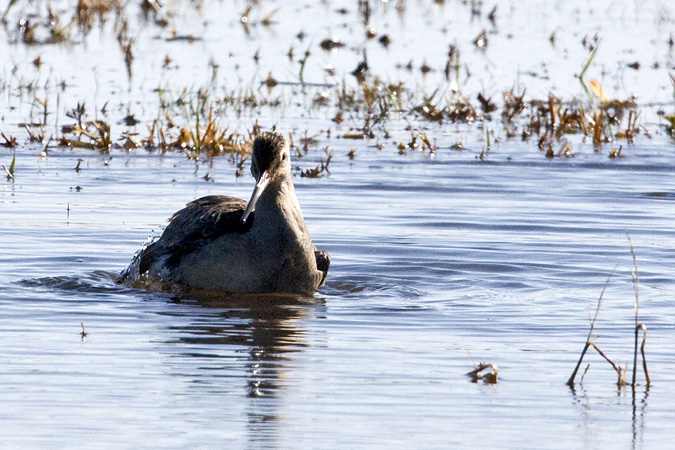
(163, 291), (324, 445)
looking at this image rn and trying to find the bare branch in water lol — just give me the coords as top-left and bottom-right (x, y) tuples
(567, 268), (615, 386)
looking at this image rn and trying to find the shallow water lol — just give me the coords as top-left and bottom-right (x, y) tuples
(2, 0), (675, 448)
(2, 138), (675, 448)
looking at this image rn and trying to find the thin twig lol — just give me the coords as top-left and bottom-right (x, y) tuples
(638, 324), (651, 387)
(2, 163), (12, 179)
(589, 342), (627, 386)
(580, 364), (591, 385)
(567, 268), (616, 386)
(567, 343), (591, 387)
(626, 231), (640, 387)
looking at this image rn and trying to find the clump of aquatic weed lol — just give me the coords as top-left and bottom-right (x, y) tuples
(58, 102), (112, 151)
(467, 351), (498, 384)
(54, 89), (334, 181)
(515, 82), (640, 158)
(664, 113), (675, 138)
(1, 131), (18, 148)
(333, 73), (405, 139)
(57, 93), (252, 162)
(567, 234), (650, 389)
(411, 89), (478, 125)
(325, 70), (644, 160)
(157, 89), (251, 159)
(297, 150), (332, 178)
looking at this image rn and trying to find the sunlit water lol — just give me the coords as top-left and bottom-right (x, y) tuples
(2, 0), (675, 448)
(2, 137), (675, 449)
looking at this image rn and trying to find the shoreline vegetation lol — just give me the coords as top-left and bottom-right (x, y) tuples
(1, 1), (673, 168)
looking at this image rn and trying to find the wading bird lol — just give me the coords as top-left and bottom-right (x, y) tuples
(120, 132), (329, 294)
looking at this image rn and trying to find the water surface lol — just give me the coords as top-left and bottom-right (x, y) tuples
(1, 0), (675, 448)
(2, 139), (675, 448)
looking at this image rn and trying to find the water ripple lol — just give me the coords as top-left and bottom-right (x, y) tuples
(20, 270), (130, 294)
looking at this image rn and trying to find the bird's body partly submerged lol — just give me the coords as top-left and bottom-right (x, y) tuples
(120, 132), (329, 294)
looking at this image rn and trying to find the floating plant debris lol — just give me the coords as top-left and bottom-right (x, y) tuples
(319, 37), (345, 51)
(467, 352), (498, 384)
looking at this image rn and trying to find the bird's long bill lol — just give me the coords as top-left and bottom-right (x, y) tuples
(241, 170), (271, 224)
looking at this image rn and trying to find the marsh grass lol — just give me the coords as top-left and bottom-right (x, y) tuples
(7, 65), (650, 170)
(2, 153), (16, 180)
(627, 233), (650, 387)
(298, 153), (332, 178)
(1, 0), (670, 169)
(41, 81), (640, 167)
(567, 235), (651, 389)
(5, 0), (125, 45)
(24, 124), (45, 144)
(56, 93), (252, 160)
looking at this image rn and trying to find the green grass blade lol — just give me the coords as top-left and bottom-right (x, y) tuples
(579, 46), (598, 81)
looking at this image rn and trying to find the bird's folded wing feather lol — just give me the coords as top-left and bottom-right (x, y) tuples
(139, 195), (253, 273)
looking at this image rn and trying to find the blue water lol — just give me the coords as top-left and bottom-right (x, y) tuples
(2, 0), (675, 448)
(2, 138), (675, 448)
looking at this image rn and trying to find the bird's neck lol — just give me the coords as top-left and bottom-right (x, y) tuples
(258, 176), (305, 227)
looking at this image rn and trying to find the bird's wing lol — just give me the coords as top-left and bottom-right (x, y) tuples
(139, 195), (253, 274)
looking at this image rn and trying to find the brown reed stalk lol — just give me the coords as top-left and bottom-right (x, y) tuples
(637, 324), (650, 387)
(589, 342), (627, 386)
(567, 269), (615, 386)
(627, 232), (651, 388)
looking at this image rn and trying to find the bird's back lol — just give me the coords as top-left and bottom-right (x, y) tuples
(139, 195), (253, 274)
